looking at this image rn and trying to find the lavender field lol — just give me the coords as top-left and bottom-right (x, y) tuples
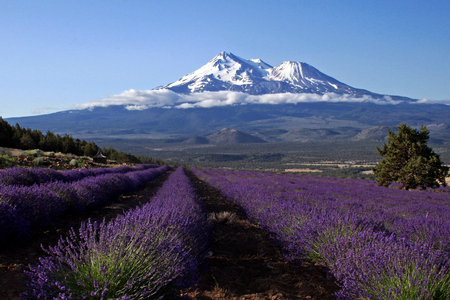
(2, 164), (450, 299)
(192, 168), (450, 299)
(0, 164), (170, 247)
(23, 166), (210, 299)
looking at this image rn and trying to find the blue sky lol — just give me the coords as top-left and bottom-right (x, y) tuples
(1, 0), (449, 117)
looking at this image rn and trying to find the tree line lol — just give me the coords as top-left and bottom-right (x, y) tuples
(0, 117), (165, 165)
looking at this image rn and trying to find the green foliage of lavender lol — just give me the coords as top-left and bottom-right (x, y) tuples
(192, 168), (450, 299)
(23, 167), (211, 299)
(321, 230), (450, 299)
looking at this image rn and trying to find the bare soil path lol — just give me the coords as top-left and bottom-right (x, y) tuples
(184, 171), (338, 300)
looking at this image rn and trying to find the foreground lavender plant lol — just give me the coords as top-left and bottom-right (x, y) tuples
(23, 167), (210, 299)
(321, 230), (450, 299)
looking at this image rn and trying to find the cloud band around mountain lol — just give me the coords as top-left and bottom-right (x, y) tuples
(75, 88), (418, 111)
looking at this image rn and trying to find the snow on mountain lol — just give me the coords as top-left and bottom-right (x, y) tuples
(156, 51), (416, 103)
(268, 61), (349, 93)
(161, 51), (272, 93)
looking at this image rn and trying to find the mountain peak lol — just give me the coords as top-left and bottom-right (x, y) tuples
(269, 61), (305, 83)
(210, 51), (236, 64)
(161, 51), (272, 94)
(158, 52), (351, 95)
(155, 52), (416, 102)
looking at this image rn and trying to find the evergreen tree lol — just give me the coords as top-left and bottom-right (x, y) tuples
(61, 134), (76, 154)
(83, 141), (98, 157)
(13, 124), (24, 148)
(20, 132), (36, 149)
(42, 130), (58, 152)
(0, 119), (161, 165)
(0, 117), (14, 147)
(372, 123), (449, 190)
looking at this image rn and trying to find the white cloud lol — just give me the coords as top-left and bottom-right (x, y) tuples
(75, 89), (411, 111)
(75, 89), (182, 109)
(179, 91), (249, 108)
(125, 105), (150, 111)
(31, 106), (59, 115)
(414, 98), (450, 105)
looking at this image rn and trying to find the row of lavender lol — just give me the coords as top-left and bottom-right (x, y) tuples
(0, 164), (159, 187)
(23, 166), (211, 299)
(0, 165), (171, 247)
(192, 168), (450, 299)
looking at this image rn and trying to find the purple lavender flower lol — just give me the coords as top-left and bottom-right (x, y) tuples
(23, 166), (210, 299)
(0, 184), (66, 228)
(0, 165), (170, 247)
(191, 167), (450, 298)
(0, 202), (30, 247)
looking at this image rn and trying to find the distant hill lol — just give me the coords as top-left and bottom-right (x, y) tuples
(352, 126), (394, 141)
(205, 128), (267, 144)
(6, 103), (450, 144)
(182, 136), (210, 145)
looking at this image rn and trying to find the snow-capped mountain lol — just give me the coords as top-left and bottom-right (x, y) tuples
(156, 51), (414, 102)
(158, 52), (273, 94)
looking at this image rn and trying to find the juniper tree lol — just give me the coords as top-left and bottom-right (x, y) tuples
(372, 123), (449, 190)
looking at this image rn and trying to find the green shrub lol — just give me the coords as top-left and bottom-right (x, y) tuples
(33, 157), (45, 165)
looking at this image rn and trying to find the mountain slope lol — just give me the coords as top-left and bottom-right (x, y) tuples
(156, 51), (415, 102)
(7, 102), (450, 143)
(158, 52), (272, 94)
(206, 128), (267, 144)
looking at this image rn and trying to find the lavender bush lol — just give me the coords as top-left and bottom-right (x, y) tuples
(23, 166), (210, 299)
(0, 202), (30, 246)
(0, 184), (66, 230)
(0, 164), (159, 187)
(192, 168), (450, 299)
(43, 181), (85, 214)
(321, 230), (450, 299)
(0, 165), (170, 247)
(0, 167), (41, 186)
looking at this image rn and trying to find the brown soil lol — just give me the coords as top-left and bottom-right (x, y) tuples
(0, 170), (338, 300)
(183, 171), (338, 300)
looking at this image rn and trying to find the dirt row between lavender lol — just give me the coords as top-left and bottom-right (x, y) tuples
(0, 169), (338, 300)
(184, 171), (338, 300)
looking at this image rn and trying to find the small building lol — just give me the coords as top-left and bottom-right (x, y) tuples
(93, 149), (107, 164)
